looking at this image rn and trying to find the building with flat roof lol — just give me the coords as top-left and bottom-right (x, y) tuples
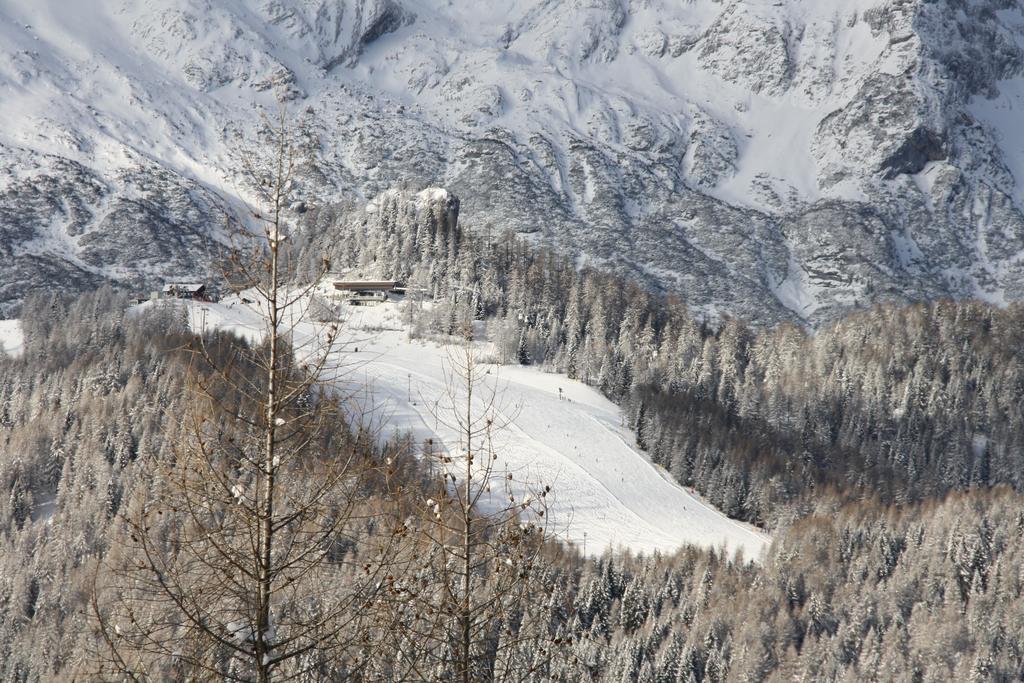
(331, 279), (403, 306)
(162, 283), (207, 300)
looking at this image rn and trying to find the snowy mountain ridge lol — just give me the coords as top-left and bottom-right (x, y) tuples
(3, 0), (1024, 323)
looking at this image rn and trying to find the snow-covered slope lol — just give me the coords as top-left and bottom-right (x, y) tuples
(4, 0), (1024, 323)
(342, 303), (768, 559)
(155, 294), (768, 560)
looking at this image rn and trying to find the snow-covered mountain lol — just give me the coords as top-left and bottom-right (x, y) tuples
(3, 0), (1024, 323)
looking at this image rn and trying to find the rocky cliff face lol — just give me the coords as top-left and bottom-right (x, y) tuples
(2, 0), (1024, 323)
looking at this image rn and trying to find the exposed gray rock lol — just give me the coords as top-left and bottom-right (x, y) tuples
(685, 112), (738, 191)
(696, 4), (792, 97)
(879, 127), (947, 179)
(3, 0), (1024, 326)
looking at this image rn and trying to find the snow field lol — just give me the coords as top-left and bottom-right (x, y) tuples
(0, 320), (24, 357)
(163, 294), (769, 561)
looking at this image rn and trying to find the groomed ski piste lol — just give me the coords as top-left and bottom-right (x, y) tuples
(138, 291), (770, 561)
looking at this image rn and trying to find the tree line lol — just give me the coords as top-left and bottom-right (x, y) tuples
(3, 175), (1024, 679)
(4, 290), (1024, 681)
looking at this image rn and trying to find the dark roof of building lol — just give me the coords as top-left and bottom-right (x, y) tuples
(332, 280), (400, 291)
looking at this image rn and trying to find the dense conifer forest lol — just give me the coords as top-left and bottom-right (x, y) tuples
(3, 197), (1024, 680)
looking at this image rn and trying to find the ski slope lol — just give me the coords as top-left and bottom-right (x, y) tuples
(154, 295), (769, 561)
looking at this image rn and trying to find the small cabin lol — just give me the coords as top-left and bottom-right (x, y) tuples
(162, 283), (208, 301)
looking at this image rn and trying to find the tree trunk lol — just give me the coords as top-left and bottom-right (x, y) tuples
(461, 357), (474, 683)
(256, 137), (286, 683)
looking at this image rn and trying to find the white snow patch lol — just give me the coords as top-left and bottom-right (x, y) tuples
(771, 258), (821, 319)
(972, 433), (989, 459)
(416, 187), (449, 205)
(30, 494), (57, 523)
(969, 77), (1024, 206)
(0, 319), (24, 357)
(711, 98), (824, 209)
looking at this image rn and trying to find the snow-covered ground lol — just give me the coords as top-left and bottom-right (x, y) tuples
(152, 294), (769, 561)
(0, 319), (24, 357)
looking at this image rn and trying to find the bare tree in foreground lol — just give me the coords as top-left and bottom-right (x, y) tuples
(374, 339), (565, 682)
(92, 110), (404, 682)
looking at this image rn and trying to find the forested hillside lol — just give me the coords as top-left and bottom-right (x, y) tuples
(2, 191), (1024, 680)
(3, 293), (1024, 681)
(535, 489), (1024, 682)
(0, 290), (197, 676)
(298, 191), (1024, 526)
(7, 0), (1024, 676)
